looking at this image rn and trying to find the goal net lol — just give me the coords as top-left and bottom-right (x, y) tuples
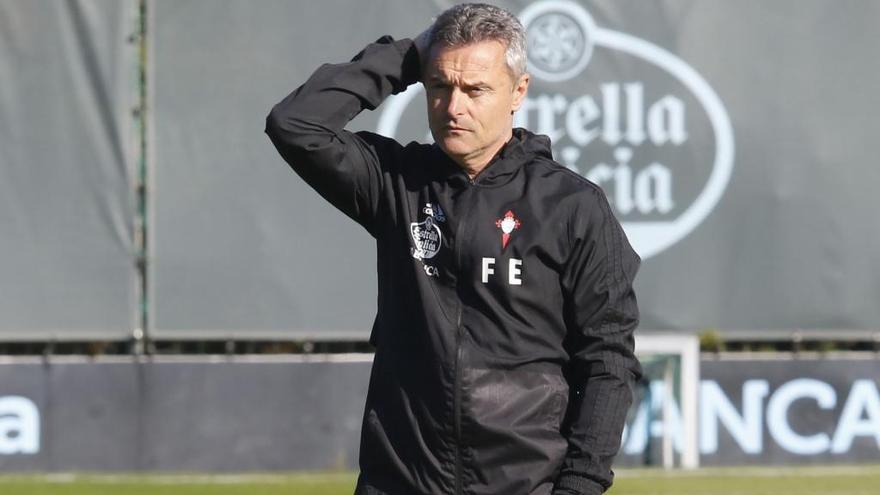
(623, 333), (700, 469)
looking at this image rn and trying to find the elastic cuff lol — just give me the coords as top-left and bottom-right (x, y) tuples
(552, 474), (605, 495)
(394, 38), (422, 87)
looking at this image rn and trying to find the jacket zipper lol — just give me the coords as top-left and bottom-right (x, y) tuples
(452, 174), (474, 495)
(453, 311), (464, 495)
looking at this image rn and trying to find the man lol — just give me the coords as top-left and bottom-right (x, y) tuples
(266, 4), (641, 494)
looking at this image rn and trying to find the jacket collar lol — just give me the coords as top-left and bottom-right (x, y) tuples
(435, 128), (553, 187)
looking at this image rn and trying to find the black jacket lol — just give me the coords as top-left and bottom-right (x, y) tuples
(266, 36), (641, 495)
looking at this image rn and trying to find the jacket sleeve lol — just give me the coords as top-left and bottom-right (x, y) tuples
(553, 188), (642, 495)
(264, 36), (421, 235)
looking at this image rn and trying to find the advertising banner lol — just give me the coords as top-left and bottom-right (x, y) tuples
(0, 358), (366, 471)
(2, 1), (878, 340)
(148, 0), (880, 340)
(618, 357), (880, 466)
(1, 356), (877, 471)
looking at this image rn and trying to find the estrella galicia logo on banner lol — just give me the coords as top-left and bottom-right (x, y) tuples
(378, 0), (735, 259)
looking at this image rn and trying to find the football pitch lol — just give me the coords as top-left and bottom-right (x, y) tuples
(1, 465), (878, 494)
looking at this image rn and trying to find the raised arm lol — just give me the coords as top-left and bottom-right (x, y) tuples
(264, 35), (423, 234)
(554, 189), (642, 495)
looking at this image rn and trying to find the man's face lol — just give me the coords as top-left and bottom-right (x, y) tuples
(424, 40), (529, 173)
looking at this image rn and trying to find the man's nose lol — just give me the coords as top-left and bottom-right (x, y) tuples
(446, 89), (464, 117)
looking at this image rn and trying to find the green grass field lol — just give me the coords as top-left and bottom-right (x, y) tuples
(1, 465), (878, 494)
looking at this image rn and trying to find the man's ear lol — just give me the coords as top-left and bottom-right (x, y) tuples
(510, 73), (530, 112)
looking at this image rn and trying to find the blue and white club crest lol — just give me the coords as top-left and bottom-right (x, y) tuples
(410, 216), (442, 260)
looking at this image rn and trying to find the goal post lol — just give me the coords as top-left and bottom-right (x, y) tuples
(634, 333), (700, 469)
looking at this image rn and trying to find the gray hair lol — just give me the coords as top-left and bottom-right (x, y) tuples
(429, 3), (527, 80)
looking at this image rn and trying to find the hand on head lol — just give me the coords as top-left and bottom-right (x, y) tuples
(413, 26), (433, 79)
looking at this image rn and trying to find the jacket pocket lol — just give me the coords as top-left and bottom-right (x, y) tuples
(459, 367), (569, 494)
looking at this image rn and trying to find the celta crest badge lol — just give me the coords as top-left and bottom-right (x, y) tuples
(495, 210), (521, 249)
